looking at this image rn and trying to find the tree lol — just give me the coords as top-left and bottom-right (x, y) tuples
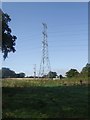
(48, 71), (57, 78)
(1, 67), (16, 78)
(66, 69), (79, 78)
(1, 67), (26, 78)
(59, 74), (63, 79)
(17, 73), (25, 78)
(81, 63), (90, 77)
(0, 9), (17, 60)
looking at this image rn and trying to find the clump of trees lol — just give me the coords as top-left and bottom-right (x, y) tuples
(0, 68), (25, 78)
(39, 63), (90, 79)
(47, 71), (63, 79)
(45, 63), (90, 79)
(80, 63), (90, 77)
(65, 63), (90, 78)
(66, 69), (79, 78)
(47, 71), (57, 79)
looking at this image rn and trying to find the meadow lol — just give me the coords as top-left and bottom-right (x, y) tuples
(2, 78), (89, 119)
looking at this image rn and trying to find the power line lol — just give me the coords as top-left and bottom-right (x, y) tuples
(28, 30), (87, 38)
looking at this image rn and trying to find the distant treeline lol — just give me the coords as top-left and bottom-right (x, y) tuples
(0, 63), (90, 79)
(0, 68), (25, 78)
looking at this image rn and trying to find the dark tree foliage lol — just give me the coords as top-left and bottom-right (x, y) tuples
(1, 67), (16, 78)
(66, 69), (79, 78)
(59, 74), (63, 79)
(81, 63), (90, 77)
(48, 71), (57, 78)
(1, 9), (17, 60)
(0, 67), (26, 78)
(16, 73), (25, 78)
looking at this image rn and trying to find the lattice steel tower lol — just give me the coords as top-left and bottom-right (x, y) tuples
(39, 23), (51, 77)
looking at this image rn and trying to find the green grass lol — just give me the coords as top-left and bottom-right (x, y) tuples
(2, 79), (89, 119)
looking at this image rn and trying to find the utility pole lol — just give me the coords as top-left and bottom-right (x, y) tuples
(39, 23), (51, 78)
(34, 64), (36, 78)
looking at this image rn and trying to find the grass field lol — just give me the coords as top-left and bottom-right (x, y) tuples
(2, 78), (89, 119)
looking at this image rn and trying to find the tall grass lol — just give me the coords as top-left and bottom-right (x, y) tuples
(2, 77), (88, 87)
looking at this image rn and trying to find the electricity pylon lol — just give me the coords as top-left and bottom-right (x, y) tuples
(39, 23), (51, 78)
